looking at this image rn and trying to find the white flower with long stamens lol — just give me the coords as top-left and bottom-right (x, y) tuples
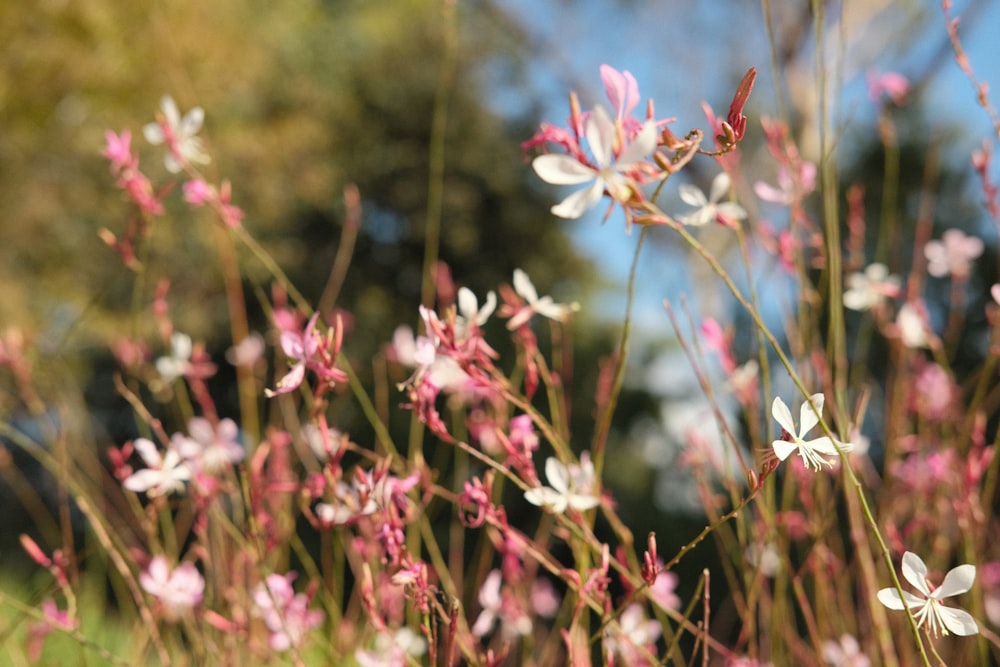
(677, 172), (747, 227)
(877, 551), (978, 637)
(532, 104), (657, 219)
(770, 394), (851, 471)
(524, 454), (600, 513)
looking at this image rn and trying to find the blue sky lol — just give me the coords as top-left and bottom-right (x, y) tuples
(498, 0), (1000, 343)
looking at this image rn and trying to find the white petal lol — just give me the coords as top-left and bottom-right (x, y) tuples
(181, 107), (205, 135)
(877, 588), (925, 610)
(550, 180), (604, 219)
(160, 96), (180, 127)
(716, 202), (748, 220)
(708, 172), (732, 204)
(133, 438), (163, 467)
(615, 120), (658, 167)
(457, 287), (477, 321)
(935, 564), (976, 599)
(143, 123), (165, 145)
(938, 605), (979, 636)
(772, 439), (798, 461)
(798, 393), (825, 436)
(567, 493), (600, 511)
(513, 269), (538, 303)
(544, 457), (570, 494)
(901, 552), (932, 597)
(532, 154), (598, 186)
(770, 397), (796, 435)
(585, 105), (616, 168)
(524, 487), (567, 513)
(678, 183), (708, 208)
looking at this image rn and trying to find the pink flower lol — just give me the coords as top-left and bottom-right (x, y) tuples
(103, 129), (136, 173)
(183, 178), (214, 205)
(821, 634), (870, 667)
(471, 570), (532, 638)
(867, 70), (910, 105)
(140, 556), (205, 621)
(843, 263), (901, 311)
(600, 65), (643, 136)
(123, 438), (191, 497)
(650, 569), (681, 611)
(27, 599), (77, 661)
(253, 572), (325, 652)
(754, 162), (817, 206)
(925, 229), (984, 279)
(266, 313), (347, 397)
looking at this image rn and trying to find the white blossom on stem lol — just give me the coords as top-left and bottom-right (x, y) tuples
(877, 551), (978, 637)
(770, 394), (852, 471)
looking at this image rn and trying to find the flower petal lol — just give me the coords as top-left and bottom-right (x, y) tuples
(772, 439), (798, 461)
(708, 172), (731, 204)
(585, 105), (615, 168)
(935, 564), (976, 599)
(513, 269), (539, 303)
(901, 551), (932, 597)
(678, 183), (707, 208)
(877, 587), (925, 610)
(551, 180), (604, 219)
(532, 154), (598, 186)
(616, 120), (657, 167)
(938, 605), (979, 636)
(798, 393), (824, 437)
(544, 457), (570, 494)
(770, 397), (796, 435)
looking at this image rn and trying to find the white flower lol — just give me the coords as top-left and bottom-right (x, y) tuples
(456, 287), (496, 334)
(605, 604), (662, 662)
(155, 332), (193, 383)
(123, 438), (192, 497)
(532, 105), (657, 219)
(877, 551), (978, 637)
(843, 263), (901, 311)
(143, 95), (210, 173)
(524, 454), (600, 513)
(821, 634), (870, 667)
(677, 172), (747, 227)
(171, 417), (244, 474)
(506, 269), (579, 330)
(896, 302), (931, 348)
(770, 394), (852, 471)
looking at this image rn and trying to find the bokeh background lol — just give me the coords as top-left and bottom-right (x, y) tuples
(2, 0), (1000, 641)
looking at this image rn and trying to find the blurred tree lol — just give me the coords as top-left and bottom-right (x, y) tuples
(0, 0), (590, 405)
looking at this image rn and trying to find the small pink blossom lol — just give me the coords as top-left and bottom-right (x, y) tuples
(253, 572), (325, 652)
(103, 129), (136, 173)
(140, 556), (205, 621)
(843, 263), (901, 311)
(924, 229), (984, 279)
(27, 599), (77, 661)
(471, 570), (532, 638)
(867, 70), (910, 105)
(183, 178), (214, 205)
(754, 162), (817, 206)
(821, 634), (870, 667)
